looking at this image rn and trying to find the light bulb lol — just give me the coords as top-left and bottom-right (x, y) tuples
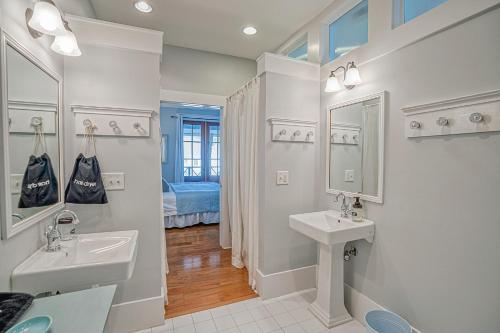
(344, 64), (362, 87)
(51, 29), (81, 56)
(243, 26), (257, 35)
(325, 74), (342, 93)
(134, 1), (153, 13)
(28, 1), (66, 36)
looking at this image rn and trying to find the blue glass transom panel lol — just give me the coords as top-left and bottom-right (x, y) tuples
(288, 42), (308, 61)
(328, 0), (368, 62)
(404, 0), (447, 23)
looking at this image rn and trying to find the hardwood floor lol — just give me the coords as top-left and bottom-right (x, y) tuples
(164, 224), (257, 318)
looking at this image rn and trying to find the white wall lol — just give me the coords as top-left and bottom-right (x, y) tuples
(64, 18), (165, 332)
(257, 56), (321, 275)
(56, 0), (96, 18)
(0, 0), (65, 291)
(161, 44), (257, 97)
(279, 1), (500, 332)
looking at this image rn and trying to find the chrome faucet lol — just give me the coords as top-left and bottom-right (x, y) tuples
(12, 213), (25, 222)
(334, 192), (351, 218)
(46, 210), (79, 252)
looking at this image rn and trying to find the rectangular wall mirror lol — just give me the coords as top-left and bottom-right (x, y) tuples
(326, 92), (385, 203)
(0, 33), (64, 239)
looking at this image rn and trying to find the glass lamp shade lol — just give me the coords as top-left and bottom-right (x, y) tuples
(51, 30), (82, 56)
(344, 66), (362, 86)
(28, 1), (66, 36)
(325, 74), (343, 93)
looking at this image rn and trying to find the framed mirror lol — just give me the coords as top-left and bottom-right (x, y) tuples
(326, 91), (385, 203)
(0, 33), (64, 239)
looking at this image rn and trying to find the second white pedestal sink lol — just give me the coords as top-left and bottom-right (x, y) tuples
(289, 211), (374, 328)
(12, 230), (138, 295)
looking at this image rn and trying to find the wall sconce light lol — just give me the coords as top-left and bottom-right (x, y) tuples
(324, 61), (362, 93)
(51, 22), (82, 56)
(26, 0), (81, 57)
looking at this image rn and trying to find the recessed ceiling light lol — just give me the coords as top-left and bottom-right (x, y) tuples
(243, 26), (257, 36)
(134, 1), (153, 13)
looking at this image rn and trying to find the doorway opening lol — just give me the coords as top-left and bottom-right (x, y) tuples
(159, 100), (257, 318)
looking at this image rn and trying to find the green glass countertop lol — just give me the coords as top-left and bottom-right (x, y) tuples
(19, 285), (117, 333)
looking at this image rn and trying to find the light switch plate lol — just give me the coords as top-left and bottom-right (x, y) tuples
(276, 170), (289, 185)
(10, 174), (23, 194)
(344, 170), (355, 182)
(102, 173), (125, 191)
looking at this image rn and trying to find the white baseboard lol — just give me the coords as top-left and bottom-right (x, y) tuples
(344, 284), (422, 333)
(256, 265), (317, 300)
(104, 292), (165, 333)
(256, 265), (422, 333)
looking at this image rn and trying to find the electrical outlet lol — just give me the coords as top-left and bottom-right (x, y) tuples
(10, 174), (23, 194)
(102, 173), (125, 191)
(344, 170), (355, 182)
(276, 170), (289, 185)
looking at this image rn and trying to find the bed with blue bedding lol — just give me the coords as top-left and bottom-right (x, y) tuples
(163, 182), (220, 228)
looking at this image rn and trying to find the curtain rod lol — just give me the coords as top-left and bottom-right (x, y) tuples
(227, 76), (260, 100)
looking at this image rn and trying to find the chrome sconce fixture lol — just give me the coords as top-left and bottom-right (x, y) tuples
(25, 0), (81, 57)
(324, 61), (362, 93)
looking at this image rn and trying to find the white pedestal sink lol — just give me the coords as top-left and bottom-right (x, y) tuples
(289, 211), (374, 328)
(12, 230), (138, 295)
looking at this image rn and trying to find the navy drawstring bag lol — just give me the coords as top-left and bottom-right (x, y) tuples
(65, 124), (108, 204)
(18, 125), (59, 208)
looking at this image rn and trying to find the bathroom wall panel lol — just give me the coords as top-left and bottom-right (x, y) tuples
(63, 44), (165, 332)
(318, 8), (500, 333)
(258, 71), (321, 275)
(161, 44), (257, 97)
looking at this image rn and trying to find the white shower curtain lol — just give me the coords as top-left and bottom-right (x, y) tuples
(221, 77), (260, 289)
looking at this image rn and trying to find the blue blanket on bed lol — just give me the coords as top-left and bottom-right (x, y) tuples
(169, 182), (220, 215)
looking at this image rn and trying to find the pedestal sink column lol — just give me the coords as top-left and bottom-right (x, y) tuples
(309, 242), (352, 328)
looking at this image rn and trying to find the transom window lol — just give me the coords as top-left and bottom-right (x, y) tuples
(288, 41), (308, 61)
(183, 120), (220, 182)
(393, 0), (447, 28)
(328, 0), (368, 63)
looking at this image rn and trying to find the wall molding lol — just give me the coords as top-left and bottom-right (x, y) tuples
(160, 89), (226, 107)
(72, 105), (154, 137)
(257, 53), (320, 82)
(255, 264), (423, 332)
(344, 284), (423, 333)
(401, 89), (500, 115)
(256, 265), (317, 300)
(402, 89), (500, 138)
(8, 100), (57, 113)
(66, 15), (164, 56)
(104, 293), (165, 333)
(72, 105), (154, 118)
(267, 118), (317, 143)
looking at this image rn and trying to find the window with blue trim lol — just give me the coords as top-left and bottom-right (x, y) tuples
(394, 0), (447, 27)
(328, 0), (368, 62)
(288, 41), (308, 61)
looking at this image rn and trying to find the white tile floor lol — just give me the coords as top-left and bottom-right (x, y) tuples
(135, 290), (365, 333)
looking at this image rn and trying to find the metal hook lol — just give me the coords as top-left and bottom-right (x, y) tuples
(83, 119), (97, 132)
(410, 120), (422, 129)
(109, 120), (122, 134)
(30, 116), (43, 128)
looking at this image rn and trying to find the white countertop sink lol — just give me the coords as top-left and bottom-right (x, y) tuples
(12, 230), (138, 295)
(289, 210), (374, 245)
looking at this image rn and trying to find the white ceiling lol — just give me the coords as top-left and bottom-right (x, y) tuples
(88, 0), (335, 59)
